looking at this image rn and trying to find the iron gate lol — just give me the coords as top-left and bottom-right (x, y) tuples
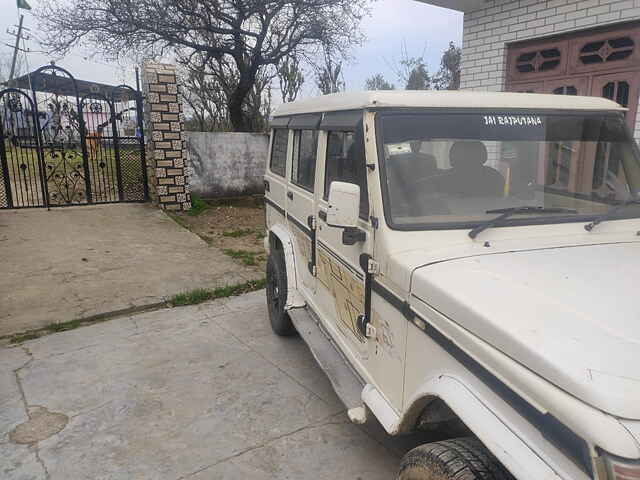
(0, 65), (148, 209)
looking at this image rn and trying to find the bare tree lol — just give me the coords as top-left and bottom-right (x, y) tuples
(180, 67), (226, 131)
(278, 55), (305, 103)
(365, 74), (394, 91)
(36, 0), (371, 131)
(0, 52), (25, 85)
(433, 41), (462, 91)
(179, 55), (275, 132)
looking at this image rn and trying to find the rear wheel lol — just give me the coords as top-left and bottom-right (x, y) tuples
(398, 437), (514, 480)
(266, 250), (296, 336)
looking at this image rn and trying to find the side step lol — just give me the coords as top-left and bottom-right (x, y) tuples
(288, 306), (365, 410)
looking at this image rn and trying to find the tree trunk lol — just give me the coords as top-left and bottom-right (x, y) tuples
(228, 62), (261, 132)
(228, 93), (249, 132)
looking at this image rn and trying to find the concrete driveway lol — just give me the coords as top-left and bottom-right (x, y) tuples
(0, 204), (260, 338)
(1, 291), (431, 480)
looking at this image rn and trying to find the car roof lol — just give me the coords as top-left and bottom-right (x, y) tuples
(272, 90), (625, 117)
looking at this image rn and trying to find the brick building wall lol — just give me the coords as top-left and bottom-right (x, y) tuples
(460, 0), (640, 139)
(141, 62), (192, 211)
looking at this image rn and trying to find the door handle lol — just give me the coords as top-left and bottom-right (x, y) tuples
(318, 210), (327, 222)
(264, 180), (270, 192)
(287, 191), (294, 200)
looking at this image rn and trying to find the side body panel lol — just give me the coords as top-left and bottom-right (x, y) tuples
(361, 111), (408, 413)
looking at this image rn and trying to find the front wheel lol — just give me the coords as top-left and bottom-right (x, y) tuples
(266, 250), (296, 337)
(398, 437), (514, 480)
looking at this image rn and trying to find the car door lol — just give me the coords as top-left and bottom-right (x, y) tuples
(314, 112), (373, 364)
(286, 114), (322, 295)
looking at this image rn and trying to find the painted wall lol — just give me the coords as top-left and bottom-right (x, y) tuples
(459, 0), (640, 140)
(185, 131), (269, 198)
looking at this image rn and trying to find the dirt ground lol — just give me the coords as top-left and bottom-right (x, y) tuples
(169, 196), (267, 272)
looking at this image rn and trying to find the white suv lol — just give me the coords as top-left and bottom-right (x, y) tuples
(263, 91), (640, 480)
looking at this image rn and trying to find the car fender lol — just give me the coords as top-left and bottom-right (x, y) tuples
(413, 375), (572, 480)
(267, 224), (306, 309)
(363, 375), (567, 480)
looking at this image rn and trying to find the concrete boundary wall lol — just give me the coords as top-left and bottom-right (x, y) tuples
(185, 132), (269, 198)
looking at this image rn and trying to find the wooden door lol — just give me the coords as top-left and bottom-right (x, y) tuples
(506, 22), (640, 132)
(591, 72), (640, 130)
(544, 76), (590, 96)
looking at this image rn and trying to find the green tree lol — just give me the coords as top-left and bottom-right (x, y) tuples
(315, 48), (345, 95)
(405, 62), (430, 90)
(365, 74), (395, 91)
(433, 42), (462, 90)
(389, 42), (431, 91)
(278, 55), (305, 103)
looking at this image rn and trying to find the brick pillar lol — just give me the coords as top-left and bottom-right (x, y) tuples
(141, 62), (191, 211)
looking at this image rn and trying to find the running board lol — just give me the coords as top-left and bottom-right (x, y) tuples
(288, 306), (365, 410)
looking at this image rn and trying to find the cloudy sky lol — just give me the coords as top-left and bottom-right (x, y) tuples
(0, 0), (463, 97)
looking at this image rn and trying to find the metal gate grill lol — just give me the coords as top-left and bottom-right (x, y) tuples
(0, 65), (147, 209)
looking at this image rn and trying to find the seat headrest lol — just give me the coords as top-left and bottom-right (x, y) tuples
(449, 141), (488, 169)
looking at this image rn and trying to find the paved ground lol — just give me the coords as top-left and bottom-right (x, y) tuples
(0, 291), (430, 480)
(0, 204), (261, 338)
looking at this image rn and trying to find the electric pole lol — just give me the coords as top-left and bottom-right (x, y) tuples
(6, 14), (31, 87)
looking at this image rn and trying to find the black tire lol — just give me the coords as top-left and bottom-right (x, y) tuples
(398, 437), (514, 480)
(266, 250), (296, 336)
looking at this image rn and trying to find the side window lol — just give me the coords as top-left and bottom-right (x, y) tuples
(270, 129), (288, 177)
(292, 130), (318, 192)
(324, 131), (369, 218)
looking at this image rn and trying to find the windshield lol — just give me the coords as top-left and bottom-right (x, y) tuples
(378, 111), (640, 230)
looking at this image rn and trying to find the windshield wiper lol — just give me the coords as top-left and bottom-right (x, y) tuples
(584, 198), (640, 231)
(469, 206), (578, 239)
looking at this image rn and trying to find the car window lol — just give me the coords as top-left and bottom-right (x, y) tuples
(292, 130), (318, 192)
(324, 130), (369, 218)
(379, 112), (640, 229)
(270, 129), (288, 177)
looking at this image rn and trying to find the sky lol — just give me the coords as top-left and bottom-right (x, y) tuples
(0, 0), (463, 98)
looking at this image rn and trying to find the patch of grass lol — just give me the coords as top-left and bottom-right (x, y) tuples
(167, 212), (190, 229)
(5, 279), (268, 344)
(187, 194), (210, 216)
(45, 319), (83, 333)
(9, 332), (40, 344)
(169, 288), (212, 306)
(169, 278), (267, 307)
(207, 195), (265, 209)
(223, 249), (264, 266)
(222, 228), (255, 238)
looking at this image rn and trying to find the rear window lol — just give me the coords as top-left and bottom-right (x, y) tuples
(270, 129), (288, 177)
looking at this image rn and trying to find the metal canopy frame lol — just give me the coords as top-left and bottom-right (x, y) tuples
(9, 70), (138, 100)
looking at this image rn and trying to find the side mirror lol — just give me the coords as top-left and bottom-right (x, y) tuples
(327, 181), (360, 228)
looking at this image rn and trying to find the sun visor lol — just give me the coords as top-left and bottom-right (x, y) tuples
(319, 111), (363, 131)
(289, 113), (322, 129)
